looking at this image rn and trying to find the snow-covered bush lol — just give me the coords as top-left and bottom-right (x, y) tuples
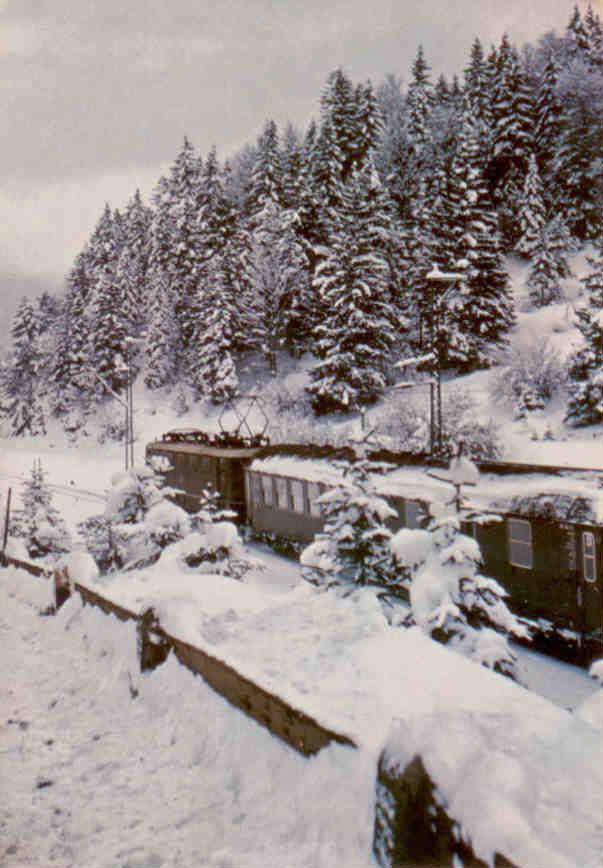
(171, 384), (190, 416)
(300, 445), (401, 595)
(255, 374), (313, 418)
(79, 463), (189, 573)
(494, 340), (568, 419)
(575, 659), (603, 734)
(162, 488), (260, 580)
(9, 459), (71, 562)
(391, 467), (528, 680)
(96, 405), (127, 444)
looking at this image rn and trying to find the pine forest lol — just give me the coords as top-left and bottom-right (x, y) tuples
(2, 4), (603, 435)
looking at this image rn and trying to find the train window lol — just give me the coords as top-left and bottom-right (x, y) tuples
(275, 477), (288, 510)
(248, 473), (263, 506)
(307, 481), (323, 517)
(583, 531), (597, 583)
(260, 475), (274, 507)
(404, 500), (424, 529)
(290, 479), (305, 513)
(507, 519), (533, 569)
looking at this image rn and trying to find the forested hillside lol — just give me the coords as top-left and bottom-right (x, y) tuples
(2, 4), (603, 439)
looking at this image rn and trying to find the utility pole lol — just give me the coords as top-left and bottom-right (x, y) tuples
(425, 265), (463, 456)
(89, 369), (130, 471)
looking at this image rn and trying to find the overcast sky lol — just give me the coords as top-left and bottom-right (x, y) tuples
(0, 0), (585, 332)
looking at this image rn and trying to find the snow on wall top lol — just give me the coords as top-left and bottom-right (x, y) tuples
(94, 566), (603, 868)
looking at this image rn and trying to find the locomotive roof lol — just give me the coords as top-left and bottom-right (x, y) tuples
(147, 439), (264, 459)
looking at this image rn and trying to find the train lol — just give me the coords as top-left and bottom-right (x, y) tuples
(146, 428), (603, 662)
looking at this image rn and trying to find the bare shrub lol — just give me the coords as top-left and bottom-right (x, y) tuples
(372, 387), (502, 460)
(494, 340), (568, 419)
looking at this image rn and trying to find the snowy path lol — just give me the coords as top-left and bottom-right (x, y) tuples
(0, 569), (375, 868)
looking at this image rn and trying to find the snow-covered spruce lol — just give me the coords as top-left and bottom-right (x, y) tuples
(391, 463), (528, 680)
(566, 237), (603, 426)
(527, 215), (573, 308)
(307, 163), (398, 414)
(9, 459), (71, 561)
(300, 444), (400, 596)
(0, 297), (46, 436)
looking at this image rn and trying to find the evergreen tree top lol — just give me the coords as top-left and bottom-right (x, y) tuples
(411, 45), (431, 86)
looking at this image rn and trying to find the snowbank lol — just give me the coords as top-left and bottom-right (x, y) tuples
(1, 570), (375, 868)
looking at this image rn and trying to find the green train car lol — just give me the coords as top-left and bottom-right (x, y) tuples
(147, 430), (603, 661)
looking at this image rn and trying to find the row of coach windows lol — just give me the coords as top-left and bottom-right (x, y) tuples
(507, 518), (598, 580)
(249, 472), (425, 525)
(251, 473), (324, 517)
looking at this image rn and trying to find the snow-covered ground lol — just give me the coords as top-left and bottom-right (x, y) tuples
(1, 568), (376, 868)
(3, 563), (603, 868)
(2, 249), (603, 867)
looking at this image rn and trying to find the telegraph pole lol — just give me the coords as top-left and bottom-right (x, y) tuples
(425, 266), (463, 456)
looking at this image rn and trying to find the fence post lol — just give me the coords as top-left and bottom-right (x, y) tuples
(137, 608), (171, 672)
(2, 488), (12, 551)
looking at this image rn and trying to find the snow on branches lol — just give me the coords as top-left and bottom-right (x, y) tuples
(391, 460), (528, 680)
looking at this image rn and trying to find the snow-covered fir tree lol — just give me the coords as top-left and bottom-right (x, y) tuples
(143, 172), (180, 389)
(446, 102), (515, 368)
(10, 459), (70, 560)
(164, 137), (204, 365)
(354, 79), (382, 169)
(115, 189), (152, 343)
(565, 4), (591, 60)
(516, 154), (547, 256)
(585, 2), (603, 66)
(407, 46), (433, 159)
(300, 443), (398, 593)
(490, 35), (535, 248)
(144, 270), (177, 390)
(190, 253), (239, 403)
(534, 53), (564, 191)
(280, 123), (303, 213)
(565, 238), (603, 425)
(321, 67), (359, 181)
(527, 215), (572, 307)
(391, 455), (528, 680)
(246, 119), (282, 221)
(1, 298), (46, 436)
(307, 164), (399, 413)
(464, 37), (493, 135)
(89, 264), (129, 397)
(553, 55), (603, 240)
(244, 198), (311, 375)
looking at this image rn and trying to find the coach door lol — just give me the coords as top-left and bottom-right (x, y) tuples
(580, 529), (603, 648)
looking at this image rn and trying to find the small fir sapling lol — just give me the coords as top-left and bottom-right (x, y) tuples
(390, 450), (528, 680)
(174, 487), (261, 580)
(9, 459), (71, 561)
(300, 441), (401, 596)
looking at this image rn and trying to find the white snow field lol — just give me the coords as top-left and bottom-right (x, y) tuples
(1, 568), (376, 868)
(3, 564), (603, 868)
(2, 250), (603, 867)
